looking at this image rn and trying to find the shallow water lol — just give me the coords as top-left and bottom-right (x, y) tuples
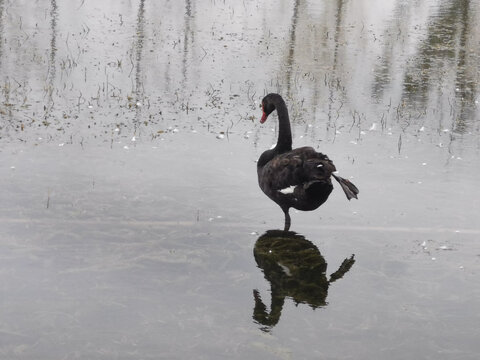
(0, 0), (479, 359)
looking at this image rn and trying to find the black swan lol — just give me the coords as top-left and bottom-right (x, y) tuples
(257, 93), (359, 231)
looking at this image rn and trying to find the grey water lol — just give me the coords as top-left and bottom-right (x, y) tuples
(0, 0), (479, 358)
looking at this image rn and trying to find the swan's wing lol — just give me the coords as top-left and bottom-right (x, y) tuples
(261, 147), (335, 192)
(260, 153), (303, 192)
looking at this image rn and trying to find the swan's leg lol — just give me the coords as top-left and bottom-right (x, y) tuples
(283, 210), (291, 232)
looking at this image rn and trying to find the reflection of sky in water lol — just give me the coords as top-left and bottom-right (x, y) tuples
(0, 1), (479, 359)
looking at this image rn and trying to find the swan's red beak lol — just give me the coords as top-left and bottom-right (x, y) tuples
(260, 111), (267, 123)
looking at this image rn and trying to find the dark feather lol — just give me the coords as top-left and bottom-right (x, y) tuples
(260, 147), (334, 191)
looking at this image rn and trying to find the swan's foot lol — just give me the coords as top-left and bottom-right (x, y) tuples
(332, 174), (359, 200)
(283, 210), (291, 232)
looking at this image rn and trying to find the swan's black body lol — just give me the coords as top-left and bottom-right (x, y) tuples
(257, 93), (359, 231)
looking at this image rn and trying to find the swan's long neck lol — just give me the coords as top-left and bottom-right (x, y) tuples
(274, 98), (292, 153)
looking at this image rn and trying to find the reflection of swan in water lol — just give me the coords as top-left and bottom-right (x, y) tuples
(252, 230), (355, 331)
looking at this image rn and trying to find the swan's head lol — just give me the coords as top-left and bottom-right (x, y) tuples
(260, 94), (279, 123)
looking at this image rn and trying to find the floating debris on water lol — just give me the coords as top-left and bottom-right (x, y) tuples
(216, 134), (225, 139)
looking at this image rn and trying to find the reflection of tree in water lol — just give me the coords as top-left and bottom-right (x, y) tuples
(0, 0), (4, 69)
(280, 0), (348, 137)
(45, 0), (58, 117)
(252, 230), (355, 331)
(133, 0), (145, 126)
(182, 0), (195, 86)
(371, 1), (417, 98)
(397, 0), (476, 132)
(326, 0), (346, 132)
(285, 0), (300, 99)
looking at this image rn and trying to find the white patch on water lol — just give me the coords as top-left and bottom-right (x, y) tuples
(279, 185), (296, 194)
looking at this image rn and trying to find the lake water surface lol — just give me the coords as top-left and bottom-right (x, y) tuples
(0, 0), (479, 359)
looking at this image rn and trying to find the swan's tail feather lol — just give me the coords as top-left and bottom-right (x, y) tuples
(332, 174), (359, 200)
